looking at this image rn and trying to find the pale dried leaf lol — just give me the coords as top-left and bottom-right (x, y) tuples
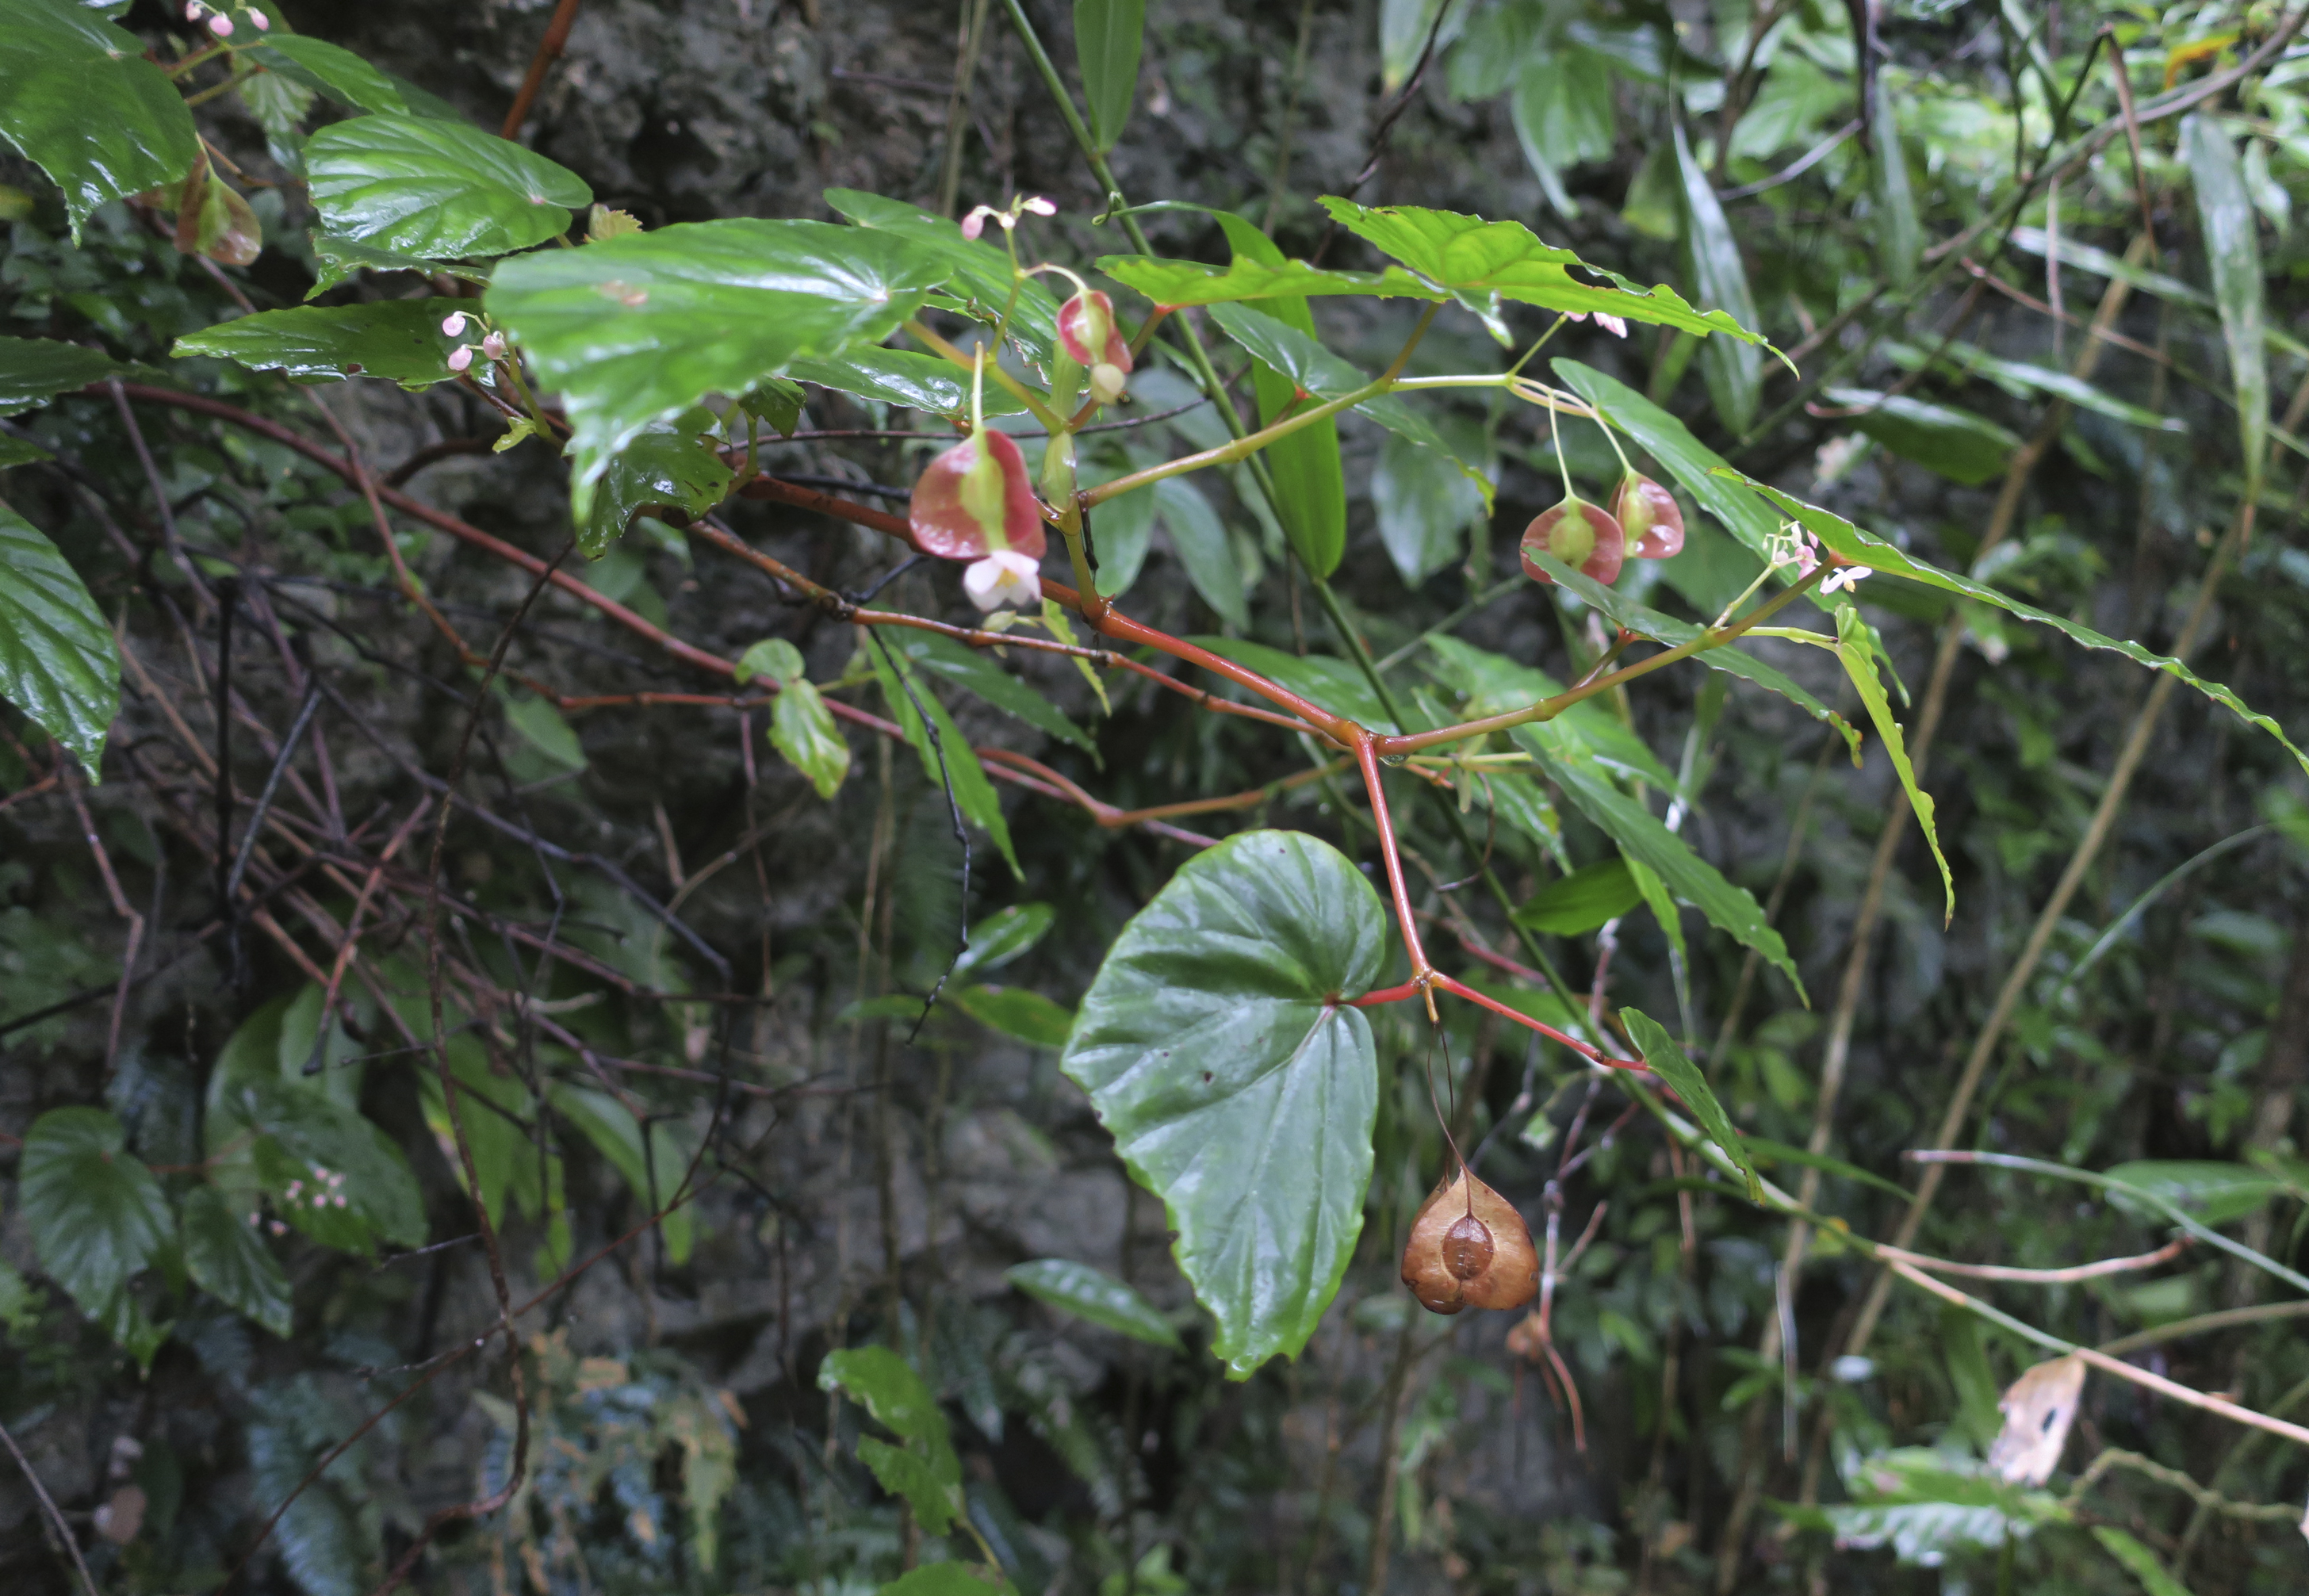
(1986, 1354), (2086, 1486)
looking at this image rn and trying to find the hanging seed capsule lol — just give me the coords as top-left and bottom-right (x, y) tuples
(1614, 470), (1685, 559)
(908, 428), (1047, 564)
(1400, 1169), (1539, 1315)
(1059, 288), (1133, 405)
(1519, 495), (1625, 587)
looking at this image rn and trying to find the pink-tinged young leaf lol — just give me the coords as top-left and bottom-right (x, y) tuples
(1520, 496), (1624, 585)
(1614, 471), (1684, 559)
(909, 428), (1047, 562)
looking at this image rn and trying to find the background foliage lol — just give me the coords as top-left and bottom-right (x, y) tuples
(5, 1), (2309, 1594)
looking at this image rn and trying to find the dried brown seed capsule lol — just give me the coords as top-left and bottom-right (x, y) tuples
(1401, 1169), (1540, 1315)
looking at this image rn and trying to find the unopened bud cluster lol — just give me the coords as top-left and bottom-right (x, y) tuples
(186, 2), (269, 35)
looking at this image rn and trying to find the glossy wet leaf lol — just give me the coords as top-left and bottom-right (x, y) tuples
(18, 1107), (172, 1324)
(1154, 477), (1248, 630)
(818, 1345), (949, 1447)
(0, 333), (123, 416)
(825, 186), (1058, 358)
(885, 630), (1091, 752)
(1737, 479), (2309, 774)
(2183, 114), (2269, 483)
(182, 1184), (293, 1338)
(0, 0), (201, 236)
(952, 984), (1075, 1050)
(1512, 858), (1642, 935)
(1098, 252), (1448, 308)
(172, 298), (471, 389)
(1075, 0), (1146, 151)
(869, 636), (1020, 878)
(1623, 1010), (1765, 1203)
(1672, 124), (1763, 433)
(1008, 1257), (1183, 1349)
(0, 506), (120, 774)
(308, 234), (491, 299)
(788, 346), (1025, 419)
(1320, 196), (1766, 342)
(305, 113), (592, 260)
(1516, 718), (1801, 994)
(1825, 388), (2018, 486)
(487, 219), (948, 519)
(580, 427), (734, 557)
(952, 904), (1056, 979)
(771, 677), (849, 800)
(1062, 829), (1387, 1376)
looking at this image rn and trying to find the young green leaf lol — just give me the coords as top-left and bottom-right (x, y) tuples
(581, 427), (734, 557)
(1517, 721), (1802, 995)
(305, 113), (592, 259)
(1062, 830), (1387, 1376)
(772, 677), (849, 799)
(0, 507), (119, 775)
(503, 690), (585, 769)
(1153, 477), (1249, 630)
(2092, 1526), (2194, 1596)
(868, 638), (1021, 878)
(486, 220), (948, 522)
(1204, 302), (1480, 477)
(182, 1185), (293, 1338)
(2182, 113), (2269, 486)
(1835, 605), (1954, 924)
(172, 298), (473, 390)
(248, 35), (412, 116)
(952, 903), (1056, 978)
(1627, 855), (1686, 963)
(1622, 1009), (1765, 1203)
(1319, 197), (1767, 343)
(1074, 0), (1146, 151)
(1006, 1257), (1183, 1349)
(1097, 252), (1446, 308)
(0, 0), (201, 237)
(1735, 478), (2309, 774)
(18, 1107), (172, 1326)
(1671, 124), (1763, 434)
(0, 335), (124, 416)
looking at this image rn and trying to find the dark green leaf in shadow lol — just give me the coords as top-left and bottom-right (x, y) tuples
(1623, 1009), (1765, 1202)
(182, 1185), (293, 1338)
(1825, 388), (2018, 486)
(2183, 113), (2269, 484)
(1074, 0), (1146, 151)
(1672, 124), (1763, 434)
(1006, 1257), (1182, 1349)
(887, 630), (1092, 752)
(173, 298), (472, 390)
(0, 507), (119, 774)
(869, 637), (1021, 878)
(952, 985), (1076, 1050)
(1154, 477), (1249, 630)
(0, 335), (124, 416)
(19, 1107), (172, 1326)
(580, 427), (734, 557)
(1512, 858), (1642, 936)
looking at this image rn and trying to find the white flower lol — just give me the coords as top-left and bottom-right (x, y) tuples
(1820, 564), (1873, 595)
(963, 549), (1042, 611)
(481, 330), (507, 361)
(1020, 196), (1056, 216)
(440, 312), (468, 337)
(1088, 362), (1127, 406)
(1594, 313), (1628, 339)
(447, 344), (475, 373)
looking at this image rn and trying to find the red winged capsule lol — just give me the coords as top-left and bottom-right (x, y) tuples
(1058, 289), (1133, 406)
(909, 427), (1048, 610)
(1519, 495), (1625, 586)
(1614, 471), (1685, 560)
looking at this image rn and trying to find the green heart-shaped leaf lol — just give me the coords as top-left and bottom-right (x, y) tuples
(305, 113), (591, 259)
(1063, 829), (1386, 1376)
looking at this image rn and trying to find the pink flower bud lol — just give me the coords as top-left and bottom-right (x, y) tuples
(909, 428), (1047, 563)
(960, 206), (997, 241)
(447, 344), (475, 373)
(1021, 196), (1056, 216)
(1614, 472), (1684, 560)
(186, 2), (205, 16)
(481, 331), (507, 361)
(441, 312), (468, 337)
(1520, 496), (1625, 587)
(963, 549), (1043, 611)
(251, 8), (270, 28)
(209, 13), (234, 33)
